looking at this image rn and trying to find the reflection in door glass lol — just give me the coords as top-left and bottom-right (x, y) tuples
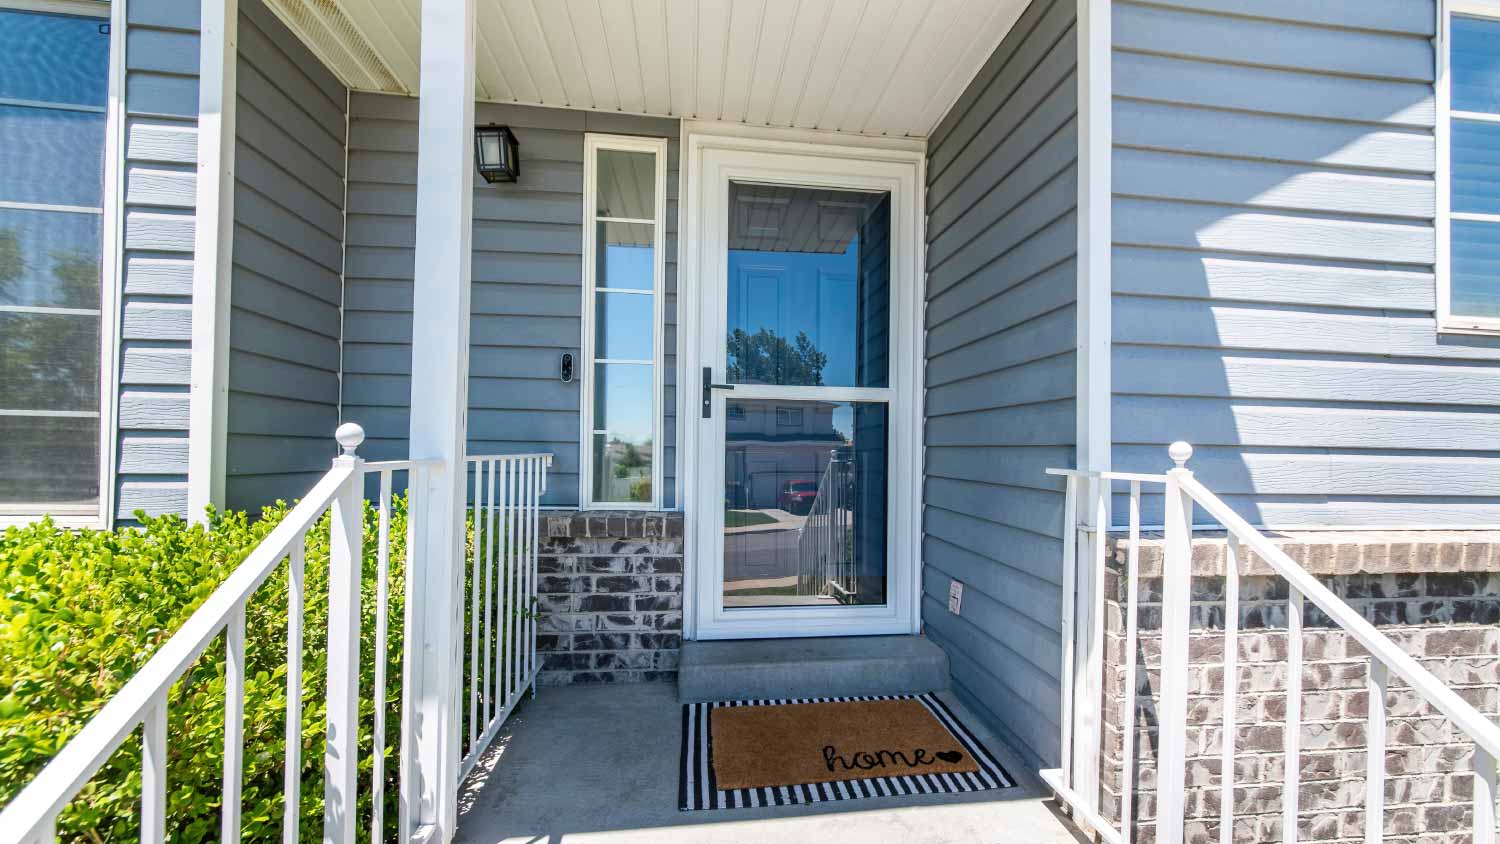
(725, 183), (891, 388)
(722, 398), (887, 608)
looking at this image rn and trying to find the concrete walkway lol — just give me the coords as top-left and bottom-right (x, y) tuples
(455, 683), (1087, 844)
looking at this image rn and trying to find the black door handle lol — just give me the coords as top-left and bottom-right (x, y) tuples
(702, 366), (734, 418)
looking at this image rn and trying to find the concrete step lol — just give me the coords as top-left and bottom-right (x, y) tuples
(677, 635), (949, 703)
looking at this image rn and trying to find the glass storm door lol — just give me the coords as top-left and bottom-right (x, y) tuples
(690, 144), (920, 640)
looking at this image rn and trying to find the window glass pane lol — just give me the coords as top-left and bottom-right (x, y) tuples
(722, 398), (888, 607)
(0, 415), (98, 510)
(593, 363), (654, 502)
(595, 149), (655, 219)
(595, 292), (654, 360)
(1452, 220), (1500, 318)
(0, 9), (109, 107)
(1453, 119), (1500, 215)
(596, 221), (655, 290)
(592, 362), (653, 436)
(725, 182), (891, 388)
(0, 107), (106, 207)
(592, 433), (653, 504)
(0, 312), (100, 411)
(0, 8), (107, 516)
(0, 207), (103, 308)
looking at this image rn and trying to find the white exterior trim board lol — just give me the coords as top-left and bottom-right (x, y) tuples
(187, 0), (238, 521)
(577, 132), (669, 512)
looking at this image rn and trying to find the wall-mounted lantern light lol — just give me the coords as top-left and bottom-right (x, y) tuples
(475, 124), (519, 183)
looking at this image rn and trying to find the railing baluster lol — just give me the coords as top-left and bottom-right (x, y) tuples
(223, 605), (247, 844)
(1366, 660), (1387, 844)
(397, 466), (422, 844)
(495, 459), (510, 706)
(1119, 480), (1141, 844)
(1284, 586), (1304, 844)
(1059, 474), (1079, 793)
(1220, 537), (1239, 844)
(141, 694), (167, 844)
(510, 458), (521, 700)
(326, 446), (364, 844)
(469, 464), (482, 749)
(1157, 443), (1195, 844)
(38, 814), (56, 844)
(372, 473), (393, 844)
(527, 456), (539, 689)
(284, 538), (306, 844)
(483, 460), (496, 728)
(1476, 746), (1497, 844)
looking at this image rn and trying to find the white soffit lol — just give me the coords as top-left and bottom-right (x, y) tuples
(285, 0), (1028, 138)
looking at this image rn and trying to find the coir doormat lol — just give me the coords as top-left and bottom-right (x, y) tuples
(678, 694), (1014, 811)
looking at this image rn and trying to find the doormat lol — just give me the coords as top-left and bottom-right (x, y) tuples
(678, 694), (1014, 811)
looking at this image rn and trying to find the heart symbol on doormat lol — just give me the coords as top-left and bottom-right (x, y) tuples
(936, 751), (964, 764)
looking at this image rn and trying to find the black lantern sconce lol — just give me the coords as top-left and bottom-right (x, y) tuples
(475, 124), (519, 183)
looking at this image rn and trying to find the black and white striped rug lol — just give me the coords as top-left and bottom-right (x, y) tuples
(678, 693), (1015, 811)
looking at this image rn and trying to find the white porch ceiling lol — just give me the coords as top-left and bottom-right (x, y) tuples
(265, 0), (1028, 138)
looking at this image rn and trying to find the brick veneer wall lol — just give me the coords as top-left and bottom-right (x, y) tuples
(1099, 532), (1500, 844)
(535, 511), (684, 685)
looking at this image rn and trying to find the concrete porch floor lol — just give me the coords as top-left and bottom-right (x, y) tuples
(455, 682), (1088, 844)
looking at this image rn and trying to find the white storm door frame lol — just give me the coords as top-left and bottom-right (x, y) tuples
(682, 133), (925, 641)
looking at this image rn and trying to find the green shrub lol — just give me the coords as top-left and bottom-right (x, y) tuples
(0, 499), (410, 844)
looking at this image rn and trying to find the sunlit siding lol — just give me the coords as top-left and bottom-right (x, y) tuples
(1106, 0), (1500, 527)
(115, 0), (200, 520)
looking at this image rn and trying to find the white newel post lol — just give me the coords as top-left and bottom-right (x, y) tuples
(326, 424), (366, 844)
(1156, 442), (1195, 844)
(406, 0), (477, 841)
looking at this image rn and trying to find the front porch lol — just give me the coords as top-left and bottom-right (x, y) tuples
(454, 683), (1083, 844)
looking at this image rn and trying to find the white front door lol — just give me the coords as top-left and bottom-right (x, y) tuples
(684, 133), (923, 640)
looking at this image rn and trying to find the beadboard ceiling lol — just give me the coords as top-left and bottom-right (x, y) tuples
(264, 0), (1028, 138)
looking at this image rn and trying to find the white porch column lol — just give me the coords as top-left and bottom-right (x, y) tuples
(405, 0), (476, 840)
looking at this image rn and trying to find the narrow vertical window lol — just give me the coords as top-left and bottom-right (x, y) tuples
(1442, 5), (1500, 330)
(581, 135), (666, 508)
(0, 4), (111, 524)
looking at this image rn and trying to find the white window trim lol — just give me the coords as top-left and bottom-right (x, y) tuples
(0, 0), (120, 530)
(1437, 0), (1500, 334)
(578, 133), (668, 511)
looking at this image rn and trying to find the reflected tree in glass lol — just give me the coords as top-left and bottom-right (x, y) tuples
(726, 328), (828, 386)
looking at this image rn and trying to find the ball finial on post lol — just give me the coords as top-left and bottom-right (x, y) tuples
(335, 422), (366, 456)
(1168, 441), (1193, 470)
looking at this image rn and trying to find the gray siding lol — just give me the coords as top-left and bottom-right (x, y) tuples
(341, 96), (679, 508)
(223, 0), (347, 511)
(1108, 0), (1500, 527)
(116, 0), (200, 520)
(921, 0), (1078, 768)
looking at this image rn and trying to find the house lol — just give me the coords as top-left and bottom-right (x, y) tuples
(6, 0), (1500, 842)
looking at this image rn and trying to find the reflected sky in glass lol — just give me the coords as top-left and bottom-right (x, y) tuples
(0, 10), (109, 106)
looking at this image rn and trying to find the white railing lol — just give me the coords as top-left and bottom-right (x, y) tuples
(796, 449), (854, 601)
(458, 453), (551, 779)
(0, 424), (551, 844)
(1042, 442), (1500, 844)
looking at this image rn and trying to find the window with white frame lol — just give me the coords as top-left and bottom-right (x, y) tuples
(1441, 2), (1500, 330)
(580, 134), (667, 508)
(0, 2), (113, 522)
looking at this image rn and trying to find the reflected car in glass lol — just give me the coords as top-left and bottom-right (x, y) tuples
(777, 480), (818, 515)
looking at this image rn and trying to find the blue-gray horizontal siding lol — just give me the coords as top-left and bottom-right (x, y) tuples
(340, 96), (679, 508)
(1107, 0), (1500, 527)
(116, 0), (200, 521)
(223, 0), (347, 512)
(921, 0), (1078, 769)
